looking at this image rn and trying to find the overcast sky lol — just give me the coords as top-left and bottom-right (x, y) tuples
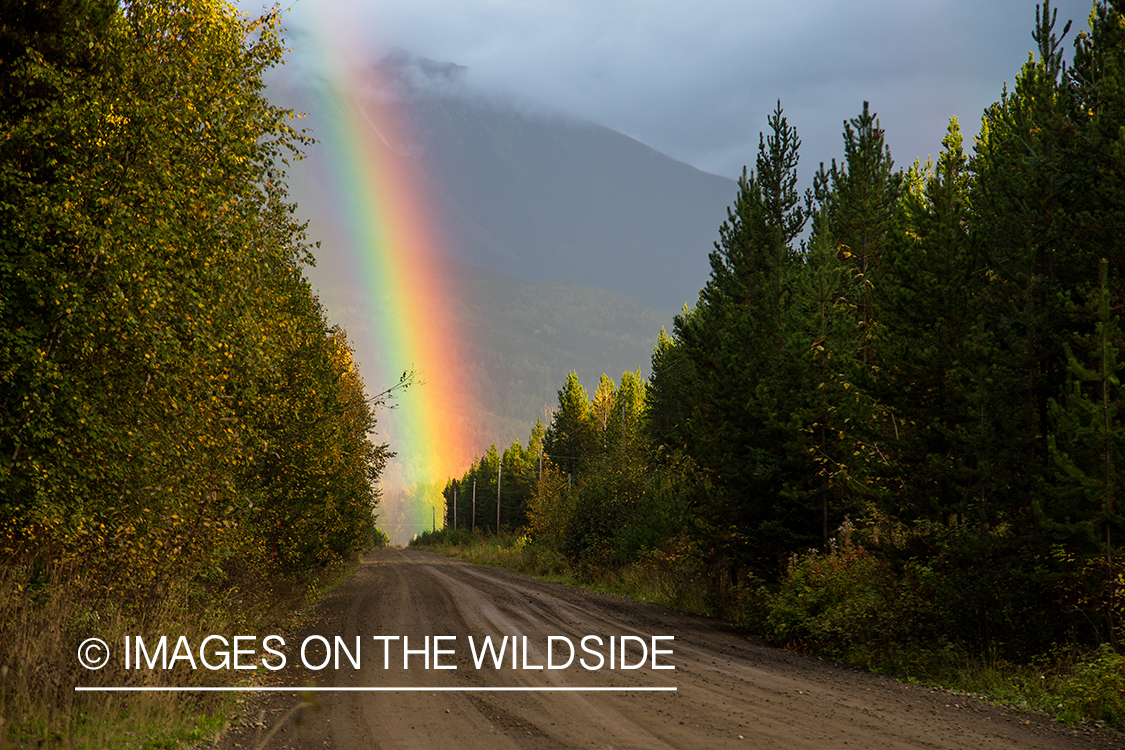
(243, 0), (1093, 182)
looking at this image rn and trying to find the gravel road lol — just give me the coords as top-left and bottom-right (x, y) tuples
(216, 548), (1120, 749)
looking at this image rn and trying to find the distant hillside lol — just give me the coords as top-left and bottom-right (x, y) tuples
(279, 52), (736, 318)
(402, 91), (736, 317)
(312, 259), (668, 452)
(271, 51), (733, 453)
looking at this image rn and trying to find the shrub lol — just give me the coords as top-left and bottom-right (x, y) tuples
(761, 532), (947, 667)
(765, 544), (889, 653)
(1064, 644), (1125, 724)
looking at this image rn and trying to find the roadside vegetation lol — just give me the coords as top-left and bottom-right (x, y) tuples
(426, 0), (1125, 732)
(412, 525), (1125, 729)
(1, 1), (392, 746)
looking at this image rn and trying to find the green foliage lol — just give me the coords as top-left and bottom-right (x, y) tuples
(410, 528), (571, 579)
(0, 0), (382, 576)
(544, 371), (596, 477)
(1046, 258), (1125, 563)
(645, 326), (693, 453)
(523, 461), (577, 550)
(812, 101), (902, 360)
(762, 530), (946, 665)
(873, 119), (985, 525)
(672, 102), (820, 570)
(436, 1), (1125, 726)
(1065, 644), (1125, 723)
(611, 454), (697, 561)
(443, 437), (538, 535)
(766, 543), (886, 653)
(411, 526), (480, 549)
(0, 1), (389, 742)
(243, 294), (388, 571)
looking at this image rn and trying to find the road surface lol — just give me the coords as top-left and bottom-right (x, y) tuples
(217, 549), (1119, 749)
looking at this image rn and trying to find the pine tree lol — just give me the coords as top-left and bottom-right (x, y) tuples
(500, 439), (535, 529)
(645, 326), (693, 455)
(1067, 0), (1125, 276)
(544, 372), (595, 479)
(791, 216), (860, 546)
(674, 103), (811, 569)
(478, 445), (501, 533)
(970, 1), (1079, 522)
(591, 373), (618, 448)
(1048, 259), (1125, 551)
(793, 102), (902, 543)
(813, 102), (902, 365)
(875, 119), (985, 524)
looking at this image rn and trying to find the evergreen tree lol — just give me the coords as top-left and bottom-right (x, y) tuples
(645, 325), (694, 455)
(794, 102), (902, 544)
(590, 373), (618, 448)
(544, 371), (595, 478)
(527, 417), (547, 482)
(499, 439), (534, 529)
(674, 103), (811, 569)
(813, 102), (902, 365)
(1067, 0), (1125, 275)
(612, 370), (647, 452)
(970, 1), (1078, 523)
(875, 120), (985, 524)
(1045, 257), (1125, 644)
(1048, 258), (1125, 551)
(791, 216), (860, 546)
(478, 445), (501, 533)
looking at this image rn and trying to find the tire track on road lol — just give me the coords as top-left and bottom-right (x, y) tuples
(217, 549), (1121, 749)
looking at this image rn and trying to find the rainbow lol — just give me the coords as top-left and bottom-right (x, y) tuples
(292, 14), (476, 543)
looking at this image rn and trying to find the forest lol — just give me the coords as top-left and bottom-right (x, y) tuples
(4, 0), (1125, 742)
(0, 0), (388, 743)
(432, 0), (1125, 716)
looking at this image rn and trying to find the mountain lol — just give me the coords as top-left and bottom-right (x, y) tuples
(282, 51), (737, 318)
(398, 88), (737, 317)
(312, 261), (670, 454)
(271, 52), (736, 465)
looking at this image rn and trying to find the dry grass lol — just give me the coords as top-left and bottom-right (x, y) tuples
(411, 531), (728, 617)
(0, 555), (354, 749)
(413, 532), (1125, 733)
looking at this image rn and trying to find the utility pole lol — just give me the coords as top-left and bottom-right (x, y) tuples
(453, 488), (457, 530)
(472, 480), (476, 532)
(496, 459), (502, 532)
(540, 402), (552, 484)
(432, 505), (435, 532)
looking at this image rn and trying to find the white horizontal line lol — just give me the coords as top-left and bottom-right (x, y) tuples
(75, 686), (677, 693)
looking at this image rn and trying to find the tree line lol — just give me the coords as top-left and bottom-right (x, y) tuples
(1, 0), (387, 631)
(443, 1), (1125, 659)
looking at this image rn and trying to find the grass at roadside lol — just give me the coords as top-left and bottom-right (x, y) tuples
(0, 555), (362, 749)
(409, 528), (695, 607)
(410, 528), (1124, 734)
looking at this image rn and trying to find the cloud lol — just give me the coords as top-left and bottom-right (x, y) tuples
(247, 0), (1093, 180)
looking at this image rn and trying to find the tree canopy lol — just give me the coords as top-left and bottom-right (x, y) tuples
(0, 0), (388, 598)
(441, 0), (1125, 660)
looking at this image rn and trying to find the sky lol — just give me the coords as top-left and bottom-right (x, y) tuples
(242, 0), (1096, 182)
(230, 0), (1097, 540)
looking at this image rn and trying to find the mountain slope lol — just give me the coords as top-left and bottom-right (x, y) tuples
(280, 52), (737, 318)
(270, 53), (734, 488)
(310, 259), (668, 454)
(404, 90), (736, 315)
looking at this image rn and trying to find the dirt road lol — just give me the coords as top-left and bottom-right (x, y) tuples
(218, 549), (1119, 749)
